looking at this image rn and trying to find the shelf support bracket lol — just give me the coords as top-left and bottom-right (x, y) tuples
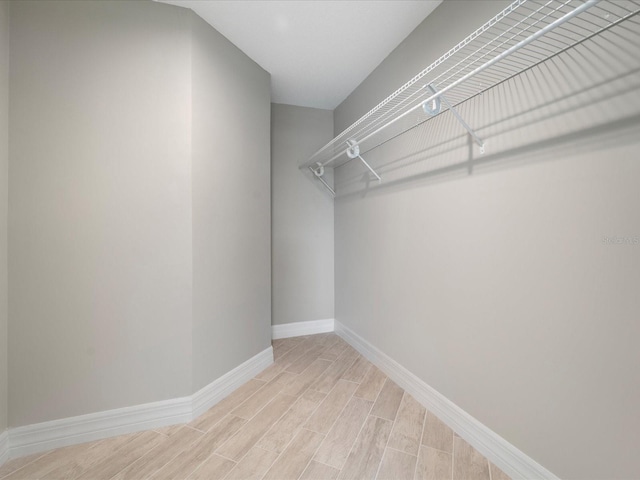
(309, 163), (335, 196)
(424, 84), (485, 155)
(346, 140), (382, 182)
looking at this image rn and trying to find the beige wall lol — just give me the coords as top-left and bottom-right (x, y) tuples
(334, 1), (640, 479)
(190, 14), (271, 391)
(0, 0), (8, 434)
(271, 104), (334, 326)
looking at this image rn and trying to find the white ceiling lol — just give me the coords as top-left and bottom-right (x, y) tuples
(157, 0), (442, 110)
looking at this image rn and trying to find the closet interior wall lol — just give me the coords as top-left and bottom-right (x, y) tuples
(0, 0), (8, 437)
(271, 104), (334, 328)
(8, 0), (194, 427)
(190, 12), (272, 393)
(333, 1), (640, 479)
(7, 0), (271, 429)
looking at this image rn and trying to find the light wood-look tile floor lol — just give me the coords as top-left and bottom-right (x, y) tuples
(0, 333), (512, 480)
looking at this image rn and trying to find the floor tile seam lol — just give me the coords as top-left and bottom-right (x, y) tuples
(212, 394), (298, 467)
(305, 374), (360, 437)
(419, 442), (455, 456)
(327, 375), (385, 476)
(185, 449), (238, 480)
(413, 408), (430, 480)
(107, 438), (184, 480)
(106, 439), (170, 480)
(230, 379), (291, 422)
(256, 420), (326, 480)
(256, 384), (329, 455)
(373, 391), (402, 480)
(387, 393), (425, 458)
(343, 362), (374, 386)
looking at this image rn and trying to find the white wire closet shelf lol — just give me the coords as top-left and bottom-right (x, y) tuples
(302, 0), (640, 195)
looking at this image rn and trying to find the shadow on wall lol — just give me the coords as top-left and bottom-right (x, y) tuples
(334, 15), (640, 199)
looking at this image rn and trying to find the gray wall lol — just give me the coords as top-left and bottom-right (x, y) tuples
(0, 0), (8, 434)
(271, 104), (334, 326)
(8, 0), (194, 427)
(334, 1), (640, 479)
(191, 14), (271, 392)
(7, 0), (270, 427)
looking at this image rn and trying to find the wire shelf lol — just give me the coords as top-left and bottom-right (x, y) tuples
(302, 0), (640, 182)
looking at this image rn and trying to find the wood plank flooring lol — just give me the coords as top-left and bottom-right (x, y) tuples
(0, 333), (511, 480)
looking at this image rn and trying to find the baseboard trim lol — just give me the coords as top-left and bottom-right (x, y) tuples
(192, 346), (273, 419)
(0, 430), (8, 467)
(6, 346), (274, 462)
(334, 320), (559, 480)
(9, 397), (192, 460)
(272, 319), (334, 339)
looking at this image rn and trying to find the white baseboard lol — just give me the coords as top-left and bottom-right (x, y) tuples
(335, 320), (558, 480)
(192, 346), (273, 419)
(0, 430), (8, 467)
(5, 346), (273, 462)
(10, 396), (192, 460)
(272, 319), (334, 339)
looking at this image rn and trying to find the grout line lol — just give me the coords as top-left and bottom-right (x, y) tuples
(257, 389), (325, 453)
(257, 339), (337, 480)
(293, 432), (327, 480)
(281, 345), (336, 398)
(374, 388), (406, 480)
(335, 378), (361, 385)
(276, 339), (317, 370)
(255, 363), (285, 382)
(272, 337), (305, 356)
(353, 362), (374, 386)
(195, 410), (228, 435)
(287, 346), (337, 380)
(414, 400), (429, 480)
(223, 336), (336, 479)
(124, 442), (171, 480)
(107, 439), (166, 480)
(185, 448), (238, 480)
(231, 372), (299, 425)
(386, 444), (418, 458)
(451, 432), (455, 480)
(0, 451), (52, 480)
(304, 377), (353, 436)
(211, 451), (238, 464)
(284, 344), (326, 375)
(387, 390), (405, 441)
(211, 413), (256, 462)
(307, 457), (337, 470)
(421, 444), (453, 456)
(140, 431), (205, 480)
(219, 456), (243, 480)
(336, 369), (387, 475)
(412, 447), (422, 480)
(373, 408), (396, 480)
(192, 375), (275, 435)
(185, 425), (206, 434)
(368, 412), (396, 422)
(230, 372), (292, 421)
(71, 432), (146, 480)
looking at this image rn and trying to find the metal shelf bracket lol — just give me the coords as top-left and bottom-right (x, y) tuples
(423, 84), (485, 155)
(310, 162), (335, 196)
(346, 140), (382, 182)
